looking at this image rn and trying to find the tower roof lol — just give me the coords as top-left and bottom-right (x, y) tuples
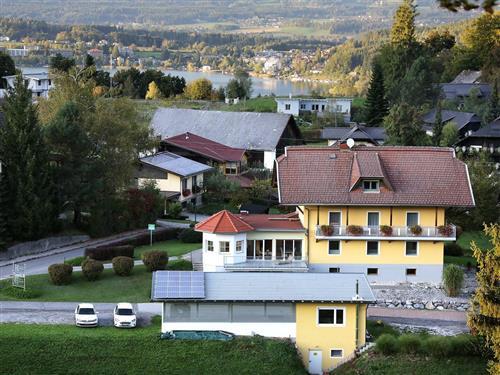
(195, 210), (254, 234)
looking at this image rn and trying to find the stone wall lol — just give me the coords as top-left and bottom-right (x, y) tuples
(370, 299), (470, 312)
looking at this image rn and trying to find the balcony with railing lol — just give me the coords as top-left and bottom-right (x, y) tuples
(223, 255), (309, 272)
(315, 224), (456, 241)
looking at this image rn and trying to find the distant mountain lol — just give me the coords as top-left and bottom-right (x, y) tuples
(0, 0), (478, 37)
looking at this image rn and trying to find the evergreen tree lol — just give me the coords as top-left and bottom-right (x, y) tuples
(383, 103), (428, 146)
(0, 75), (56, 240)
(364, 61), (388, 126)
(488, 78), (499, 121)
(439, 122), (459, 147)
(50, 53), (75, 73)
(433, 100), (444, 146)
(400, 55), (438, 107)
(0, 171), (9, 250)
(390, 0), (417, 47)
(0, 52), (16, 89)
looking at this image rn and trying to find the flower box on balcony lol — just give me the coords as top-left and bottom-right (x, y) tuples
(182, 189), (191, 197)
(410, 225), (423, 236)
(380, 225), (393, 236)
(347, 225), (364, 236)
(437, 225), (453, 237)
(320, 225), (333, 236)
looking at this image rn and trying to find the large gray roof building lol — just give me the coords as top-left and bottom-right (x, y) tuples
(139, 151), (212, 177)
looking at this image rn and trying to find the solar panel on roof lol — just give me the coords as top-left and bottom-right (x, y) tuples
(154, 271), (205, 299)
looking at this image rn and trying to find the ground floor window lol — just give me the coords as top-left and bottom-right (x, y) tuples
(247, 240), (272, 260)
(405, 241), (418, 256)
(276, 239), (302, 260)
(235, 240), (243, 253)
(329, 267), (340, 273)
(246, 239), (302, 260)
(367, 268), (378, 275)
(318, 307), (345, 326)
(330, 349), (343, 358)
(406, 268), (417, 276)
(328, 240), (341, 255)
(219, 241), (230, 253)
(206, 240), (213, 252)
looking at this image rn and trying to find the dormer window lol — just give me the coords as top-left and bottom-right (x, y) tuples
(363, 180), (379, 192)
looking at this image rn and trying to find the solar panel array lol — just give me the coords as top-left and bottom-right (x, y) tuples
(154, 271), (205, 299)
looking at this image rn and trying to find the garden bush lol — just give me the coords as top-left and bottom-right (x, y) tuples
(449, 334), (484, 356)
(423, 336), (452, 357)
(2, 285), (41, 299)
(444, 243), (465, 257)
(178, 228), (202, 243)
(126, 228), (181, 247)
(81, 258), (104, 281)
(443, 264), (464, 297)
(112, 256), (134, 276)
(85, 245), (134, 261)
(376, 334), (398, 354)
(48, 263), (73, 285)
(167, 259), (193, 270)
(64, 256), (85, 267)
(142, 251), (168, 272)
(398, 334), (422, 354)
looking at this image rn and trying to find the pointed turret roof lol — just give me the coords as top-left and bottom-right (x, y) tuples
(195, 210), (254, 233)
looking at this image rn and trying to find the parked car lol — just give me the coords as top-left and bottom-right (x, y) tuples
(74, 303), (98, 327)
(113, 303), (137, 328)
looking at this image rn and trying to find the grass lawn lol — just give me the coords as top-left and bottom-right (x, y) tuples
(444, 255), (477, 267)
(366, 319), (400, 339)
(457, 231), (491, 251)
(0, 266), (152, 302)
(0, 318), (306, 375)
(134, 239), (201, 259)
(335, 352), (487, 375)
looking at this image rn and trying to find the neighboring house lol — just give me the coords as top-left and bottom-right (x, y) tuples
(135, 152), (213, 207)
(151, 270), (375, 373)
(422, 109), (481, 138)
(151, 108), (303, 170)
(161, 132), (253, 187)
(321, 125), (387, 146)
(456, 117), (500, 163)
(440, 82), (492, 102)
(195, 210), (307, 272)
(2, 72), (53, 99)
(7, 47), (29, 57)
(276, 97), (352, 122)
(87, 48), (104, 60)
(450, 70), (482, 84)
(275, 145), (475, 283)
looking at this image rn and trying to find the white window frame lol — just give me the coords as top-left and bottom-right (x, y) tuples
(219, 241), (230, 253)
(317, 307), (346, 327)
(328, 210), (342, 226)
(367, 267), (379, 276)
(405, 241), (419, 256)
(366, 211), (380, 227)
(366, 241), (379, 256)
(235, 240), (243, 253)
(362, 180), (380, 192)
(206, 240), (214, 252)
(330, 349), (344, 358)
(405, 211), (420, 226)
(328, 240), (341, 256)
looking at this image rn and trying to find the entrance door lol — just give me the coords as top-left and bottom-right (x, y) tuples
(308, 349), (322, 375)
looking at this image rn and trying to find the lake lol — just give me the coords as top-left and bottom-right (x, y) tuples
(21, 67), (331, 97)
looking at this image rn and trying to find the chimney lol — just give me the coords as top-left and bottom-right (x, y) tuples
(339, 143), (349, 149)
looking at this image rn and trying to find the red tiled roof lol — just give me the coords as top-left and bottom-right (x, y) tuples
(236, 213), (304, 231)
(164, 132), (246, 162)
(195, 210), (254, 233)
(276, 146), (475, 207)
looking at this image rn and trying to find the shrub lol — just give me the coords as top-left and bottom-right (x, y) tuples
(380, 225), (393, 236)
(376, 334), (398, 355)
(442, 264), (464, 296)
(48, 263), (73, 285)
(2, 285), (41, 299)
(398, 334), (422, 354)
(112, 256), (134, 276)
(84, 245), (134, 261)
(410, 225), (422, 235)
(347, 225), (364, 235)
(142, 251), (168, 272)
(178, 228), (202, 243)
(444, 243), (464, 257)
(423, 336), (452, 357)
(167, 259), (193, 270)
(449, 334), (483, 356)
(81, 258), (104, 281)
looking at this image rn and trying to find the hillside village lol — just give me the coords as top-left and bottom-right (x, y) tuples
(0, 2), (499, 375)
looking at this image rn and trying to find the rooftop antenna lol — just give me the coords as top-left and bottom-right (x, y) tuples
(346, 138), (355, 149)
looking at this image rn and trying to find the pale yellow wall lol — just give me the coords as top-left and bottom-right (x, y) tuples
(299, 206), (445, 266)
(296, 303), (367, 371)
(138, 173), (181, 192)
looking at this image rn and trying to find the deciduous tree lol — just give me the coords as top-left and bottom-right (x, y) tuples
(439, 122), (459, 147)
(383, 103), (428, 146)
(184, 78), (212, 100)
(145, 81), (161, 100)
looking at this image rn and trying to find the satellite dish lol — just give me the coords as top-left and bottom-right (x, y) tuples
(346, 138), (355, 149)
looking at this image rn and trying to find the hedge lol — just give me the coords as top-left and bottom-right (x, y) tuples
(167, 259), (193, 270)
(112, 256), (134, 276)
(444, 243), (465, 257)
(84, 245), (134, 261)
(81, 258), (104, 281)
(142, 251), (168, 272)
(178, 228), (202, 243)
(48, 263), (73, 285)
(376, 334), (398, 354)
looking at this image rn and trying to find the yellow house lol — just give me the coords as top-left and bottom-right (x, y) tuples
(276, 145), (475, 283)
(151, 271), (375, 374)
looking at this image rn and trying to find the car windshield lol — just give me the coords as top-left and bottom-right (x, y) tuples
(117, 308), (134, 316)
(78, 308), (95, 315)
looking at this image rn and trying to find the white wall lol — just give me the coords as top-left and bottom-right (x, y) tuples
(202, 232), (247, 272)
(264, 150), (277, 170)
(161, 321), (296, 338)
(276, 99), (300, 116)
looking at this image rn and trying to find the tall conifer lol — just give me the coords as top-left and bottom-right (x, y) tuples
(364, 62), (389, 126)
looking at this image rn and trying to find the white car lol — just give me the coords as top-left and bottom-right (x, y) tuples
(113, 303), (137, 328)
(75, 303), (98, 327)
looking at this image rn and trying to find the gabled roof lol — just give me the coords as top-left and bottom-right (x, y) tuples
(465, 117), (500, 138)
(164, 132), (245, 162)
(151, 108), (302, 151)
(422, 109), (480, 131)
(440, 83), (492, 98)
(451, 70), (482, 84)
(321, 125), (386, 144)
(151, 271), (376, 303)
(276, 146), (475, 207)
(195, 210), (255, 233)
(139, 151), (212, 177)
